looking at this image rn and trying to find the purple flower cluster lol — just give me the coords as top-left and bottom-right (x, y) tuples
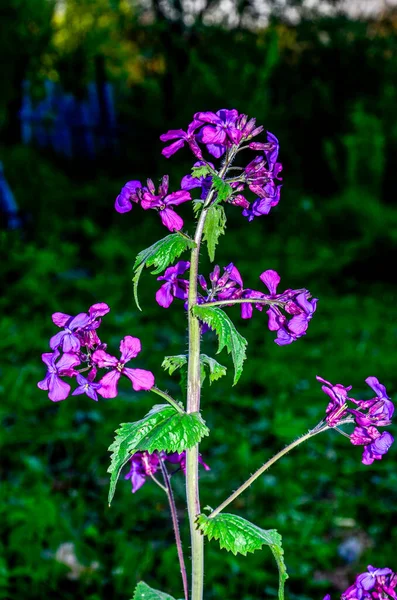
(115, 176), (191, 232)
(161, 109), (282, 221)
(154, 262), (317, 346)
(38, 304), (154, 402)
(324, 565), (397, 600)
(115, 109), (283, 229)
(125, 450), (210, 493)
(317, 376), (394, 465)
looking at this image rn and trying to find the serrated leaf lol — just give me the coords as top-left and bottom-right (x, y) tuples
(212, 175), (233, 202)
(162, 355), (188, 376)
(133, 234), (195, 310)
(196, 513), (288, 600)
(203, 204), (227, 262)
(108, 405), (209, 504)
(191, 164), (213, 179)
(132, 581), (177, 600)
(200, 354), (227, 384)
(193, 306), (247, 385)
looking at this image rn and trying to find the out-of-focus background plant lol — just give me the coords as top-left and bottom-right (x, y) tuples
(1, 1), (397, 599)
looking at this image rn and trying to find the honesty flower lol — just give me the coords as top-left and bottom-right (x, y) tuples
(166, 451), (210, 474)
(115, 180), (143, 213)
(316, 376), (394, 465)
(195, 109), (242, 158)
(93, 336), (154, 398)
(124, 451), (161, 493)
(50, 303), (110, 352)
(38, 350), (80, 402)
(156, 261), (190, 308)
(71, 371), (102, 402)
(141, 175), (191, 232)
(160, 120), (203, 159)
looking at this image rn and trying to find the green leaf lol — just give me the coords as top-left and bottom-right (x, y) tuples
(108, 405), (209, 504)
(200, 354), (227, 384)
(203, 204), (227, 262)
(193, 306), (247, 385)
(162, 354), (187, 376)
(162, 355), (188, 393)
(133, 234), (195, 310)
(132, 581), (177, 600)
(191, 164), (213, 179)
(212, 175), (233, 202)
(196, 513), (288, 600)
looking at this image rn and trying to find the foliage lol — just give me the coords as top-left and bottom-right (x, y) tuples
(132, 581), (178, 600)
(108, 405), (209, 504)
(133, 234), (195, 310)
(196, 513), (287, 600)
(203, 205), (227, 262)
(193, 306), (247, 385)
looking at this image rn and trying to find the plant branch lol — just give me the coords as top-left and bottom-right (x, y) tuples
(150, 386), (185, 414)
(207, 427), (328, 520)
(160, 459), (189, 600)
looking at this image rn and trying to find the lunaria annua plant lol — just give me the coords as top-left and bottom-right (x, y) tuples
(38, 108), (395, 600)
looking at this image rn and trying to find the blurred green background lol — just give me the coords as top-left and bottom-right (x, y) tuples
(1, 1), (397, 599)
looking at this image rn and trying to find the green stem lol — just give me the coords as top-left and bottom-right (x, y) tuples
(150, 386), (185, 414)
(202, 298), (285, 309)
(208, 426), (327, 520)
(186, 159), (231, 600)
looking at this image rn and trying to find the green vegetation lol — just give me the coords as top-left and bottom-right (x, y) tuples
(1, 3), (397, 599)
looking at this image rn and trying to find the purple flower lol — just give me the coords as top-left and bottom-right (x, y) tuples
(160, 120), (203, 159)
(50, 303), (110, 352)
(92, 336), (155, 398)
(338, 566), (397, 600)
(115, 180), (143, 214)
(357, 566), (393, 592)
(199, 263), (244, 304)
(156, 261), (190, 308)
(265, 131), (280, 168)
(124, 451), (161, 493)
(316, 375), (352, 427)
(165, 451), (210, 474)
(242, 182), (282, 221)
(257, 270), (317, 345)
(38, 350), (80, 402)
(181, 161), (213, 200)
(72, 371), (102, 402)
(350, 426), (394, 465)
(141, 175), (191, 232)
(195, 109), (242, 158)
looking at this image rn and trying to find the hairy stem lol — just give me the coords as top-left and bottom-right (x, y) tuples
(186, 159), (231, 600)
(150, 386), (185, 414)
(160, 460), (189, 600)
(208, 427), (328, 519)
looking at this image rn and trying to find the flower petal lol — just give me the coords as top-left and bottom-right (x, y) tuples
(92, 349), (118, 368)
(159, 208), (184, 232)
(120, 336), (141, 362)
(156, 282), (174, 308)
(52, 312), (71, 327)
(48, 373), (71, 402)
(123, 368), (155, 391)
(259, 270), (280, 295)
(165, 190), (191, 207)
(97, 370), (121, 398)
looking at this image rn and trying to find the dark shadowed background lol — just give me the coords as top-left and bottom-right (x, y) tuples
(1, 1), (397, 599)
